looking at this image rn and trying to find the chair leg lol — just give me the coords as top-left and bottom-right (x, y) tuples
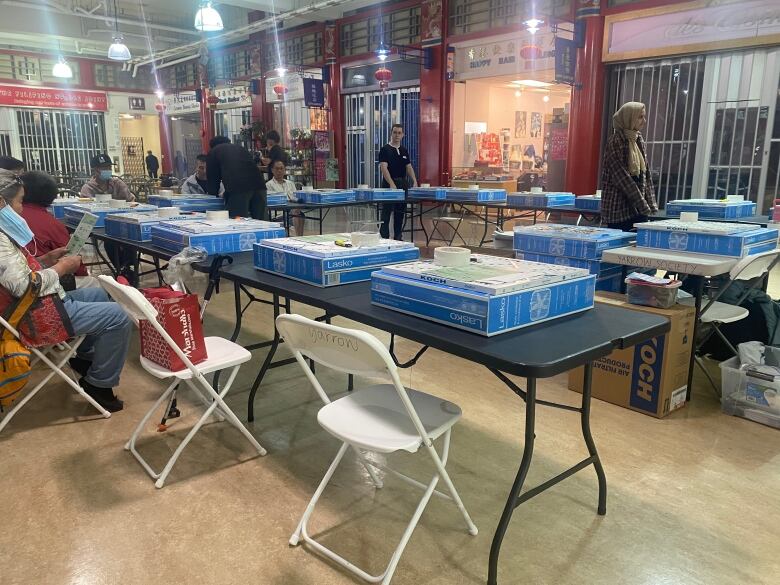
(351, 446), (384, 489)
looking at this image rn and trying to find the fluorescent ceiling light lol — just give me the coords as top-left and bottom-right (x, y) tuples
(194, 2), (223, 32)
(512, 79), (552, 87)
(52, 57), (73, 79)
(108, 34), (131, 61)
(524, 18), (544, 34)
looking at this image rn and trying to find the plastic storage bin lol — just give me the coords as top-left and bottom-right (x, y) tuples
(626, 280), (680, 308)
(720, 354), (780, 429)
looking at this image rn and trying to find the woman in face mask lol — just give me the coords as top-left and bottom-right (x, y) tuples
(0, 169), (131, 412)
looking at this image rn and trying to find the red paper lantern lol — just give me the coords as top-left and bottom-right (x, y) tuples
(374, 66), (392, 90)
(207, 93), (220, 109)
(273, 83), (288, 97)
(154, 102), (165, 113)
(519, 45), (543, 60)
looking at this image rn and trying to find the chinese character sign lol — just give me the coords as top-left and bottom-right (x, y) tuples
(555, 37), (577, 85)
(303, 78), (325, 108)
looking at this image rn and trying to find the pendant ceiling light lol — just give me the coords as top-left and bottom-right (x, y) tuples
(195, 1), (224, 32)
(107, 0), (131, 60)
(52, 56), (73, 79)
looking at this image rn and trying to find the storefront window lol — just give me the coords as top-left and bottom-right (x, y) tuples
(0, 54), (81, 84)
(261, 32), (323, 70)
(766, 74), (780, 206)
(606, 56), (705, 208)
(343, 60), (420, 91)
(449, 0), (571, 37)
(94, 63), (155, 91)
(341, 7), (420, 57)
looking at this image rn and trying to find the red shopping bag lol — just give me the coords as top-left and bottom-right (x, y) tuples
(139, 288), (208, 371)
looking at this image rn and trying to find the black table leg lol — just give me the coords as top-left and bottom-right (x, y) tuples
(581, 362), (607, 514)
(248, 293), (282, 422)
(687, 275), (704, 401)
(488, 377), (536, 585)
(230, 280), (244, 343)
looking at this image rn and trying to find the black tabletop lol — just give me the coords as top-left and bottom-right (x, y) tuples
(220, 263), (670, 379)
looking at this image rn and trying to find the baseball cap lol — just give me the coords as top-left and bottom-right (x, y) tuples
(90, 153), (113, 167)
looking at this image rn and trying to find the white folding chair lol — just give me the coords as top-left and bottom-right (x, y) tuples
(679, 249), (780, 392)
(276, 314), (477, 585)
(0, 319), (110, 434)
(98, 275), (266, 488)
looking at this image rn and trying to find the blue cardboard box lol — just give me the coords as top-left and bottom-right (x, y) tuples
(635, 220), (778, 257)
(513, 224), (635, 260)
(665, 199), (757, 219)
(595, 272), (623, 292)
(151, 219), (285, 254)
(295, 189), (356, 204)
(408, 187), (447, 200)
(52, 198), (85, 219)
(574, 196), (602, 211)
(507, 192), (575, 208)
(444, 188), (507, 202)
(267, 194), (289, 207)
(355, 188), (405, 201)
(148, 194), (221, 208)
(63, 203), (158, 228)
(516, 251), (621, 276)
(254, 235), (419, 286)
(104, 212), (202, 242)
(371, 267), (596, 336)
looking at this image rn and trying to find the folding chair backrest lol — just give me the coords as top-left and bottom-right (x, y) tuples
(98, 275), (202, 377)
(729, 249), (780, 281)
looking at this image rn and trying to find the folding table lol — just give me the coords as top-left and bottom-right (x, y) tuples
(219, 262), (669, 584)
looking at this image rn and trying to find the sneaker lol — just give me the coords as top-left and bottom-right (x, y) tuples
(80, 378), (124, 413)
(69, 356), (92, 377)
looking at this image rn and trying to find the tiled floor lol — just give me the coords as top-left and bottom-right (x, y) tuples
(1, 259), (779, 585)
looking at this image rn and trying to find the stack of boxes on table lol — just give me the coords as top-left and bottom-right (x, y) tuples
(574, 194), (601, 211)
(407, 186), (507, 202)
(507, 191), (575, 208)
(147, 194), (225, 213)
(294, 188), (356, 204)
(664, 198), (756, 219)
(512, 224), (635, 292)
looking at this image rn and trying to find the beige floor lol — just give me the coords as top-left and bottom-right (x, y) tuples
(1, 267), (780, 585)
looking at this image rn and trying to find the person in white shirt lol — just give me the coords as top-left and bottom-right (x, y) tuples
(181, 154), (224, 196)
(265, 159), (303, 235)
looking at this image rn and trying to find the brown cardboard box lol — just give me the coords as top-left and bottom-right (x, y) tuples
(568, 292), (694, 418)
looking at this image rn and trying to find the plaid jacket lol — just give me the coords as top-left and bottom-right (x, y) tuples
(600, 131), (657, 224)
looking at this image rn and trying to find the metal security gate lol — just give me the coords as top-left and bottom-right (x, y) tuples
(692, 49), (780, 214)
(344, 87), (420, 188)
(607, 56), (705, 208)
(15, 109), (107, 175)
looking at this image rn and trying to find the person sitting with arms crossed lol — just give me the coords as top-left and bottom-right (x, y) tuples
(266, 159), (303, 235)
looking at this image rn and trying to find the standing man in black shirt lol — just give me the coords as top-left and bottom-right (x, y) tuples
(378, 124), (417, 240)
(206, 136), (266, 219)
(145, 150), (159, 178)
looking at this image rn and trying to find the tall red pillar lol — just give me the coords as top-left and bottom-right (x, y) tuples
(158, 111), (173, 174)
(419, 0), (448, 186)
(198, 62), (215, 152)
(564, 16), (605, 195)
(330, 63), (345, 188)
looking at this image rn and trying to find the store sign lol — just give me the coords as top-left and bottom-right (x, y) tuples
(303, 78), (325, 108)
(0, 85), (107, 111)
(164, 91), (199, 114)
(453, 33), (556, 80)
(605, 0), (780, 62)
(212, 85), (252, 110)
(555, 37), (577, 85)
(128, 96), (146, 111)
(265, 74), (305, 103)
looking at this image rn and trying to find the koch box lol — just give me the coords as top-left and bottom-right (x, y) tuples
(104, 212), (202, 242)
(63, 203), (158, 228)
(513, 224), (635, 260)
(267, 194), (289, 207)
(444, 188), (507, 203)
(665, 199), (756, 219)
(574, 195), (602, 211)
(355, 188), (405, 201)
(148, 194), (220, 208)
(254, 235), (419, 287)
(569, 292), (694, 418)
(635, 220), (778, 257)
(408, 187), (447, 200)
(151, 219), (285, 254)
(295, 189), (356, 204)
(371, 270), (596, 337)
(507, 192), (575, 207)
(515, 251), (621, 276)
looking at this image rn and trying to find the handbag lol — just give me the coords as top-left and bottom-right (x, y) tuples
(0, 274), (39, 408)
(138, 287), (208, 371)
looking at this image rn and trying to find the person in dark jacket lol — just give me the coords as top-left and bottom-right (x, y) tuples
(206, 136), (266, 219)
(260, 129), (287, 182)
(145, 150), (159, 178)
(601, 101), (657, 232)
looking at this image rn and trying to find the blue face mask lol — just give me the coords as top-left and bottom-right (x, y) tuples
(0, 204), (34, 247)
(99, 170), (112, 181)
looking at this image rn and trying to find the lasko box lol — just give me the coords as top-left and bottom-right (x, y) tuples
(568, 292), (694, 418)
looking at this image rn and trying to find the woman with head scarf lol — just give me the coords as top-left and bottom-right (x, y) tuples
(601, 101), (657, 231)
(0, 169), (131, 412)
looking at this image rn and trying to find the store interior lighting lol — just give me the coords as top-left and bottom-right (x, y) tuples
(543, 93), (550, 102)
(107, 0), (131, 61)
(513, 79), (552, 88)
(376, 42), (390, 62)
(523, 18), (544, 34)
(194, 1), (224, 32)
(52, 56), (73, 79)
(515, 90), (522, 98)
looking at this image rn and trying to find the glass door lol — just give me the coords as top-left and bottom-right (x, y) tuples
(692, 48), (780, 213)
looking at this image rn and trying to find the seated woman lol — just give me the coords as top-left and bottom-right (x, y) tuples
(265, 159), (304, 235)
(0, 169), (131, 412)
(20, 170), (91, 289)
